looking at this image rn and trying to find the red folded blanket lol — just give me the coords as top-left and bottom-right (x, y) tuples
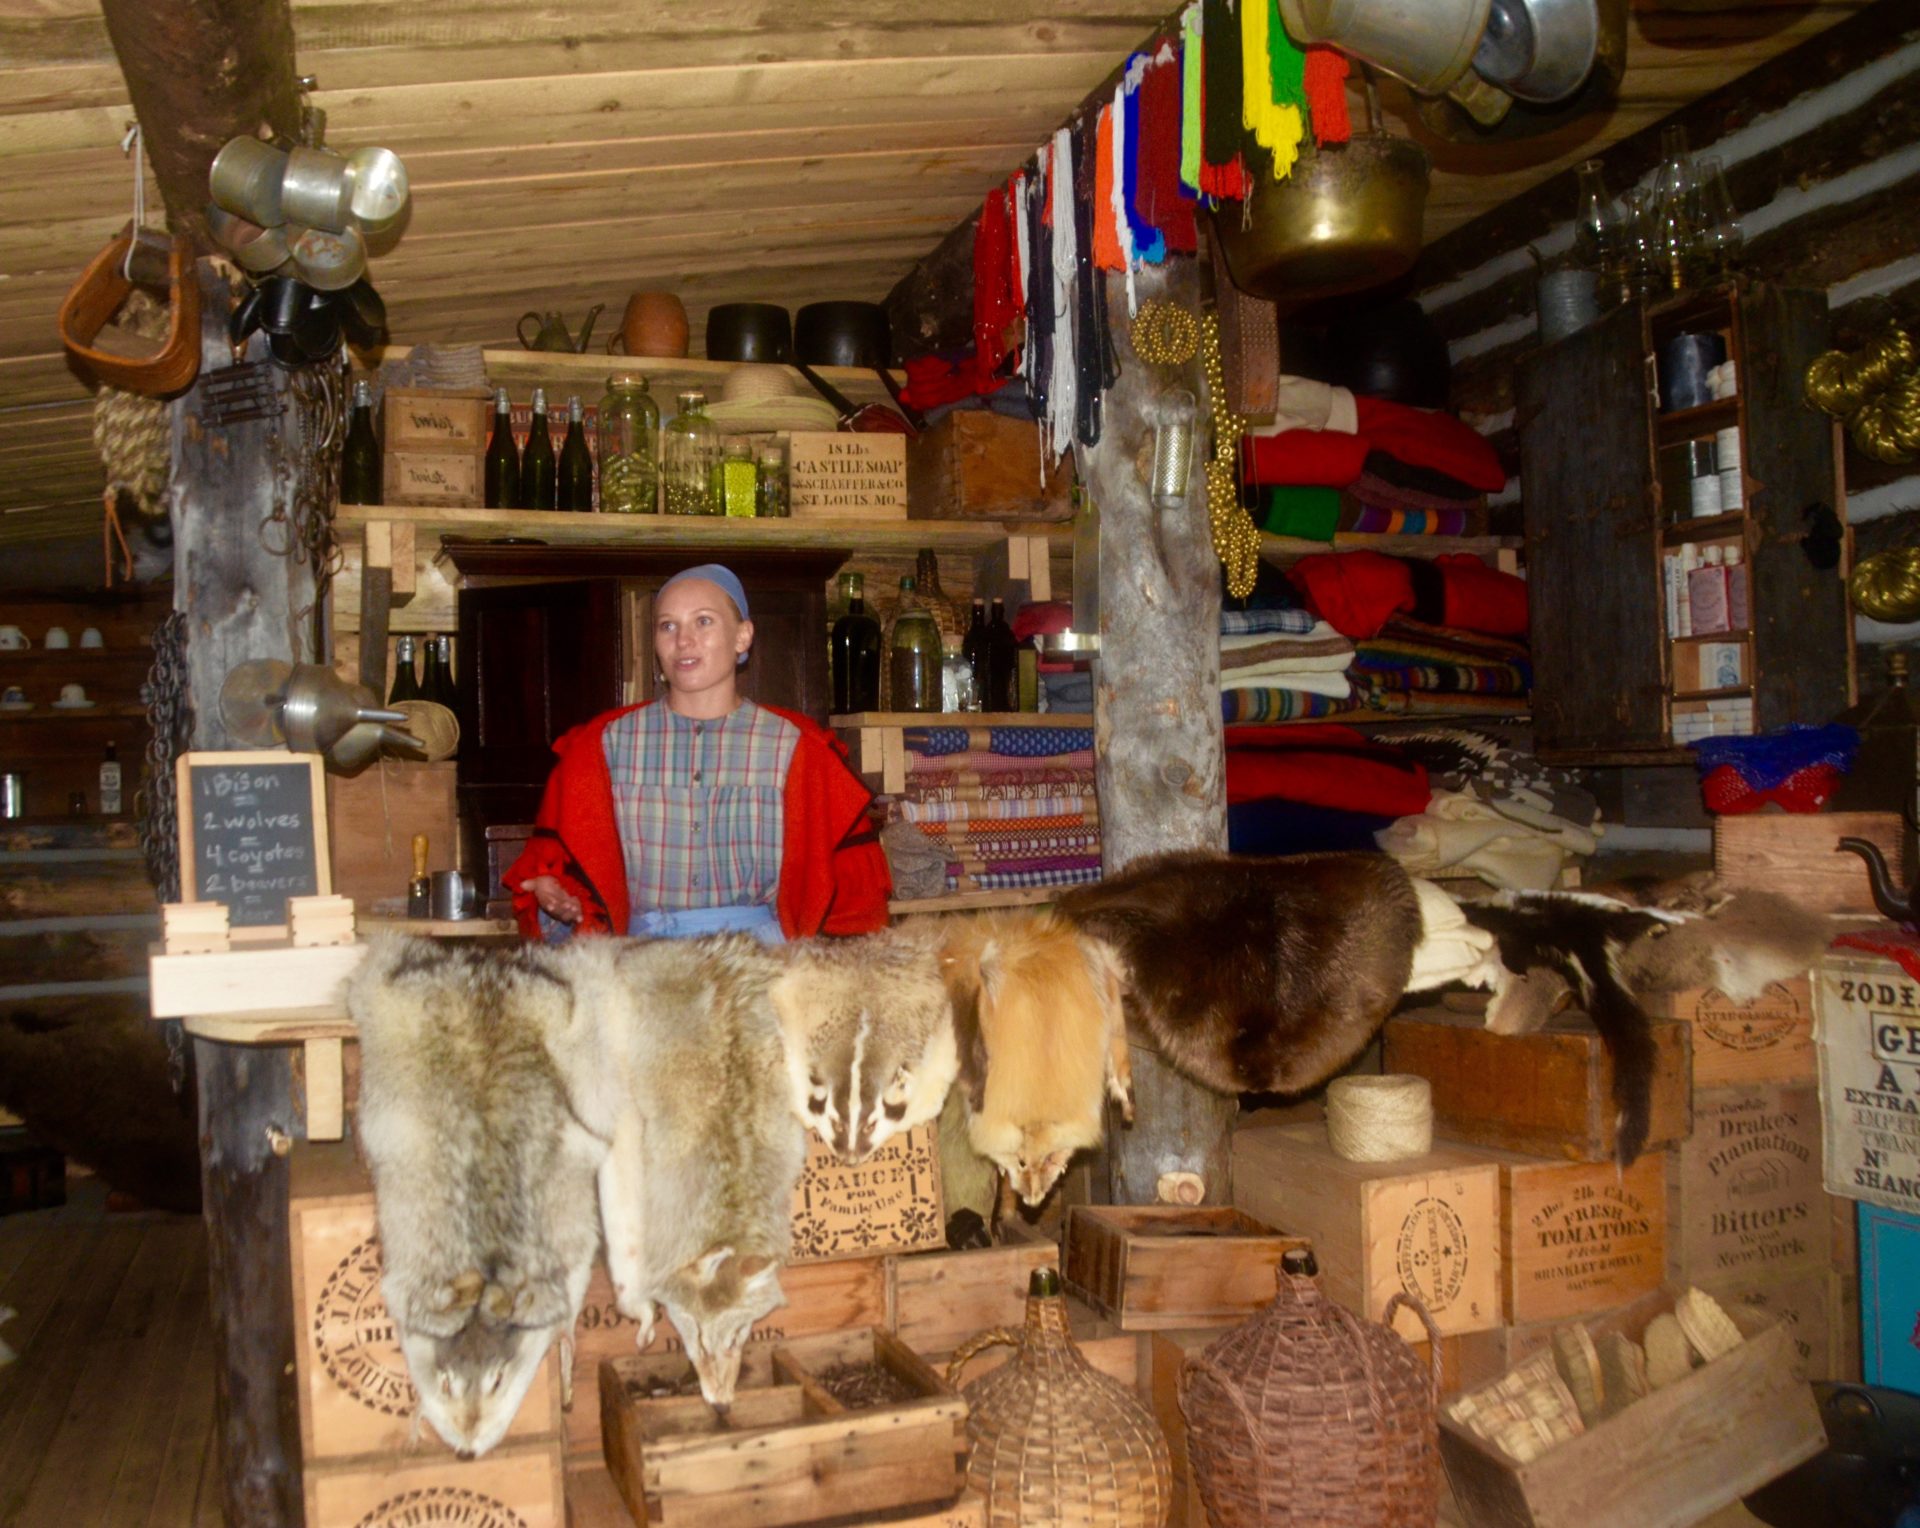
(1353, 397), (1507, 492)
(1225, 727), (1430, 818)
(1289, 550), (1529, 640)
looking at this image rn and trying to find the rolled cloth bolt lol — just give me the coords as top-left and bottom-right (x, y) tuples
(1325, 1074), (1434, 1162)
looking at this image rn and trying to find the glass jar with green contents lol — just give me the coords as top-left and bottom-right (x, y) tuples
(755, 441), (789, 517)
(661, 390), (721, 515)
(714, 436), (758, 518)
(595, 374), (660, 513)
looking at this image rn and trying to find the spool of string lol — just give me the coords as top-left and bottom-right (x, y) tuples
(1325, 1074), (1434, 1162)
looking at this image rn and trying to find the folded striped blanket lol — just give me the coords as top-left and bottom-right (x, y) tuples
(897, 795), (1097, 824)
(906, 727), (1095, 758)
(1221, 669), (1356, 699)
(1221, 689), (1370, 724)
(1220, 606), (1319, 637)
(1220, 629), (1353, 670)
(949, 861), (1104, 891)
(1365, 691), (1530, 717)
(1342, 503), (1471, 537)
(908, 749), (1095, 773)
(1353, 616), (1531, 695)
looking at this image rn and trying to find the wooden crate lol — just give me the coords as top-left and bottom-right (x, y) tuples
(1712, 810), (1904, 916)
(566, 1253), (888, 1458)
(1062, 1205), (1310, 1331)
(384, 386), (492, 451)
(385, 449), (483, 507)
(567, 1464), (989, 1528)
(1382, 1007), (1692, 1163)
(1699, 1266), (1855, 1382)
(1666, 1083), (1830, 1283)
(889, 1241), (1060, 1355)
(599, 1327), (968, 1528)
(1438, 1306), (1824, 1528)
(790, 1122), (945, 1263)
(1233, 1124), (1502, 1340)
(1411, 1328), (1513, 1400)
(326, 760), (459, 912)
(288, 1145), (561, 1462)
(1811, 951), (1920, 1216)
(1642, 976), (1816, 1088)
(1146, 1327), (1232, 1528)
(788, 432), (907, 520)
(307, 1438), (565, 1528)
(1482, 1148), (1667, 1326)
(905, 411), (1072, 522)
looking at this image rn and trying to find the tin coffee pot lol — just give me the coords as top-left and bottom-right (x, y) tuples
(518, 304), (604, 353)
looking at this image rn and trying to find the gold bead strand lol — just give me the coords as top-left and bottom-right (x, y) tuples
(1199, 311), (1260, 599)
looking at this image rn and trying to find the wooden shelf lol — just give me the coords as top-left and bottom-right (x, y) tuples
(1656, 397), (1739, 445)
(1259, 531), (1522, 564)
(337, 504), (1067, 556)
(1663, 511), (1746, 544)
(0, 649), (152, 664)
(0, 704), (148, 722)
(887, 887), (1063, 914)
(453, 347), (904, 410)
(1670, 629), (1750, 644)
(831, 712), (1086, 728)
(1671, 685), (1753, 701)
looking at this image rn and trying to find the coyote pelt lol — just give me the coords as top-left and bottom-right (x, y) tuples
(597, 935), (807, 1408)
(937, 909), (1131, 1206)
(1609, 877), (1832, 1003)
(769, 921), (958, 1162)
(347, 934), (608, 1457)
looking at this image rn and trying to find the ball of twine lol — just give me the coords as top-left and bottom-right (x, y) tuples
(1325, 1074), (1434, 1162)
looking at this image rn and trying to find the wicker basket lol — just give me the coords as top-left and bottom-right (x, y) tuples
(947, 1267), (1171, 1527)
(1178, 1249), (1441, 1528)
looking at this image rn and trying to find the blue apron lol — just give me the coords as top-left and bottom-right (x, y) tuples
(631, 903), (785, 945)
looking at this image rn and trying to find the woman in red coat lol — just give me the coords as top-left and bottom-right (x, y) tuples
(506, 563), (890, 943)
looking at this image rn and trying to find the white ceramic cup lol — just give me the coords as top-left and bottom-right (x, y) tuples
(0, 625), (26, 651)
(57, 682), (87, 706)
(43, 626), (70, 650)
(79, 627), (104, 649)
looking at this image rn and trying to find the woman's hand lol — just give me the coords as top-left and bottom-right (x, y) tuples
(522, 875), (584, 925)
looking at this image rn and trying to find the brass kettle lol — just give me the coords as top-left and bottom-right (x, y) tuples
(517, 303), (604, 353)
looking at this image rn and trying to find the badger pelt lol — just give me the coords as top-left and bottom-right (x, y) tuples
(1604, 876), (1832, 1003)
(595, 934), (807, 1409)
(1056, 850), (1424, 1098)
(936, 909), (1132, 1206)
(347, 934), (609, 1457)
(768, 921), (958, 1162)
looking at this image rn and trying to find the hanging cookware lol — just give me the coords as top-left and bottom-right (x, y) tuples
(1470, 0), (1599, 104)
(288, 222), (366, 292)
(704, 302), (793, 364)
(795, 300), (924, 433)
(1278, 0), (1492, 95)
(1415, 0), (1624, 141)
(1211, 133), (1431, 307)
(209, 136), (290, 227)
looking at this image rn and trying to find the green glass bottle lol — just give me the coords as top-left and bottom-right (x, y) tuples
(557, 394), (595, 511)
(483, 386), (519, 509)
(339, 379), (382, 505)
(520, 387), (556, 510)
(830, 572), (882, 715)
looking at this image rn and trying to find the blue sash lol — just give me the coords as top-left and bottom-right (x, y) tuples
(630, 903), (784, 945)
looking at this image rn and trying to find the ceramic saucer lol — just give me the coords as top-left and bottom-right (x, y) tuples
(0, 699), (33, 712)
(50, 698), (95, 710)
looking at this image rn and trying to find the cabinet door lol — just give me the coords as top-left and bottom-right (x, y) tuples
(1519, 301), (1668, 758)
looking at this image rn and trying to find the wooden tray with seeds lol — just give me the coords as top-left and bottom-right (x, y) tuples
(599, 1327), (969, 1528)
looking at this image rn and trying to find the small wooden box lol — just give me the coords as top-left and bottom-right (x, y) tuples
(1666, 1083), (1830, 1283)
(889, 1241), (1060, 1355)
(306, 1438), (564, 1528)
(1062, 1205), (1311, 1331)
(383, 386), (492, 452)
(326, 760), (458, 911)
(288, 1146), (561, 1463)
(1233, 1124), (1502, 1340)
(599, 1328), (968, 1528)
(1713, 809), (1904, 916)
(1484, 1147), (1667, 1326)
(1438, 1306), (1825, 1528)
(789, 1122), (945, 1263)
(788, 432), (908, 520)
(1382, 1007), (1693, 1163)
(1643, 976), (1816, 1088)
(1812, 951), (1920, 1215)
(906, 411), (1073, 522)
(385, 449), (482, 507)
(566, 1254), (888, 1458)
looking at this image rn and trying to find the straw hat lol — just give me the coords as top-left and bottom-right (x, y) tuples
(720, 363), (805, 403)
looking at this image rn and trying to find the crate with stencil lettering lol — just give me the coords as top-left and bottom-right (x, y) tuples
(306, 1440), (565, 1528)
(1665, 1083), (1831, 1283)
(1232, 1123), (1502, 1340)
(288, 1144), (562, 1463)
(1479, 1147), (1667, 1326)
(1643, 976), (1816, 1088)
(788, 432), (907, 519)
(789, 1120), (946, 1263)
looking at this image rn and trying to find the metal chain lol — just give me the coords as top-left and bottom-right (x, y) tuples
(262, 348), (348, 605)
(138, 609), (194, 1095)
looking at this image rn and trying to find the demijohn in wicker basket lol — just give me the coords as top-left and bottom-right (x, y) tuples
(947, 1267), (1172, 1528)
(1178, 1248), (1442, 1528)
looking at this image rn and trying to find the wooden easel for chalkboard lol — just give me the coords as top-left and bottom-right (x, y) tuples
(176, 749), (331, 942)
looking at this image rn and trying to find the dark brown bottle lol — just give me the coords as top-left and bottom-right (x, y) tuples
(831, 571), (882, 715)
(338, 379), (382, 505)
(387, 635), (421, 705)
(557, 394), (595, 511)
(985, 598), (1018, 711)
(483, 386), (519, 508)
(520, 387), (556, 510)
(962, 599), (988, 710)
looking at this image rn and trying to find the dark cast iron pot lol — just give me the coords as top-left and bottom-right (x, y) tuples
(704, 302), (792, 364)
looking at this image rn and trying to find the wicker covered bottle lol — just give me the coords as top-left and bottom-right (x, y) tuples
(948, 1268), (1170, 1528)
(1179, 1248), (1441, 1528)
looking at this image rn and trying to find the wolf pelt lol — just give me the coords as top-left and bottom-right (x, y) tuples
(594, 935), (807, 1409)
(768, 921), (958, 1162)
(1057, 850), (1424, 1097)
(935, 909), (1131, 1206)
(348, 934), (608, 1458)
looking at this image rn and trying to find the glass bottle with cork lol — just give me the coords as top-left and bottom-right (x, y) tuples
(99, 742), (122, 816)
(962, 599), (988, 711)
(557, 394), (595, 511)
(888, 576), (943, 715)
(715, 437), (757, 518)
(388, 635), (421, 705)
(483, 387), (520, 508)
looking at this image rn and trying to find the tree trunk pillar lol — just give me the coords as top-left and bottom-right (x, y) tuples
(1085, 259), (1237, 1204)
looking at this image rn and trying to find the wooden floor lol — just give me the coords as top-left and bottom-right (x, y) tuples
(0, 1178), (220, 1528)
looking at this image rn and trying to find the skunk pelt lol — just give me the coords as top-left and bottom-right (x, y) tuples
(1056, 849), (1423, 1096)
(937, 909), (1130, 1206)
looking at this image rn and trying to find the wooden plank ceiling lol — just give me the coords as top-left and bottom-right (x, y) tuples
(0, 0), (1870, 549)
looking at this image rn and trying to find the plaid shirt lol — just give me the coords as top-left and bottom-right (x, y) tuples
(604, 700), (797, 921)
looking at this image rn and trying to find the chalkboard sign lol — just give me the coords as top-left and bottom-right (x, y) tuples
(176, 750), (331, 938)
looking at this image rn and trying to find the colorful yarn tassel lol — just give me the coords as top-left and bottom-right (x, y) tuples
(1243, 0), (1305, 178)
(1303, 46), (1352, 143)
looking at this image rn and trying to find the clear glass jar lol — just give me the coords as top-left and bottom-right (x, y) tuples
(715, 436), (758, 518)
(888, 576), (944, 714)
(596, 374), (660, 513)
(661, 390), (720, 515)
(755, 442), (789, 518)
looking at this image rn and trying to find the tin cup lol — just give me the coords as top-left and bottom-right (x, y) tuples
(428, 870), (477, 921)
(280, 146), (357, 234)
(209, 137), (290, 227)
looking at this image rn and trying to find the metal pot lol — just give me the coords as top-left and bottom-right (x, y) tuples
(794, 300), (892, 369)
(1212, 135), (1431, 307)
(1416, 0), (1623, 141)
(1278, 0), (1491, 95)
(704, 303), (792, 364)
(1471, 0), (1598, 104)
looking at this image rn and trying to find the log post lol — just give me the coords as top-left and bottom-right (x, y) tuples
(174, 262), (315, 1525)
(1085, 259), (1237, 1205)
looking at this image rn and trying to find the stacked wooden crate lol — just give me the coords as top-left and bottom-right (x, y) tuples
(383, 387), (491, 507)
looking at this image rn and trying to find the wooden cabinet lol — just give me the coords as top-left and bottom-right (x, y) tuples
(1518, 282), (1850, 763)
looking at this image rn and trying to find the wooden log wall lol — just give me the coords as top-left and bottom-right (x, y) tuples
(1414, 0), (1920, 588)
